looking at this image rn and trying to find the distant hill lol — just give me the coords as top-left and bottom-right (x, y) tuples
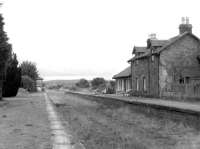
(44, 79), (79, 88)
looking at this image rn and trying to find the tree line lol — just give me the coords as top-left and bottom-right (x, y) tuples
(75, 78), (116, 94)
(0, 14), (39, 99)
(47, 78), (116, 94)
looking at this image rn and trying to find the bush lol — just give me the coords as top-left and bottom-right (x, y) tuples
(69, 86), (77, 91)
(91, 77), (106, 89)
(54, 84), (63, 89)
(47, 84), (63, 90)
(21, 75), (35, 92)
(75, 79), (90, 88)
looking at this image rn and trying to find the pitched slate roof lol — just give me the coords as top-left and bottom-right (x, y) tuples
(128, 48), (151, 62)
(132, 46), (147, 54)
(128, 32), (200, 62)
(112, 66), (131, 79)
(128, 51), (150, 62)
(155, 33), (185, 53)
(129, 39), (168, 62)
(156, 32), (200, 54)
(150, 39), (168, 47)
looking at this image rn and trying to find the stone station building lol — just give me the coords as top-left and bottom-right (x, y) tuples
(113, 18), (200, 99)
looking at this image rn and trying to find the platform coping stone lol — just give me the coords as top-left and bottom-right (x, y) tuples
(44, 93), (78, 149)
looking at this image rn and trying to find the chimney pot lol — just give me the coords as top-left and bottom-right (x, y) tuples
(179, 17), (192, 34)
(148, 33), (156, 39)
(181, 17), (185, 24)
(186, 17), (189, 24)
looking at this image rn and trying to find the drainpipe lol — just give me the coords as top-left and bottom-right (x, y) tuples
(131, 62), (133, 90)
(148, 54), (151, 96)
(158, 54), (160, 97)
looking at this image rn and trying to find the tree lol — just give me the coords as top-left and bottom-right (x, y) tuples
(0, 14), (12, 99)
(3, 52), (21, 97)
(0, 15), (11, 63)
(76, 79), (90, 88)
(20, 61), (39, 92)
(91, 77), (106, 89)
(21, 75), (35, 92)
(20, 61), (38, 81)
(109, 80), (116, 89)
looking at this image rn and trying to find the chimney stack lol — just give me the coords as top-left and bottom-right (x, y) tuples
(148, 33), (157, 40)
(179, 17), (192, 34)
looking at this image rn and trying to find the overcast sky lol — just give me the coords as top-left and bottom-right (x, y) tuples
(1, 0), (200, 80)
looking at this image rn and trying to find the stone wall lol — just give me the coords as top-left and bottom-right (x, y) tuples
(149, 55), (159, 97)
(131, 54), (160, 97)
(131, 58), (150, 96)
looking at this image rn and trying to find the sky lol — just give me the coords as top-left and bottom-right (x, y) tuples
(1, 0), (200, 80)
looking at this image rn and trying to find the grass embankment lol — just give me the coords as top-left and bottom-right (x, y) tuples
(48, 90), (200, 149)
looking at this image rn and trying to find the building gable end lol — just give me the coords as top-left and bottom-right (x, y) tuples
(157, 32), (200, 54)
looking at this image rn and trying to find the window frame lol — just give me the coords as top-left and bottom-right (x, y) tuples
(136, 60), (139, 65)
(136, 78), (139, 91)
(143, 76), (147, 91)
(185, 76), (190, 84)
(151, 55), (155, 62)
(179, 77), (184, 84)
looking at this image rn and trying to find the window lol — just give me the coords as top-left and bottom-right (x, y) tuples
(179, 77), (184, 84)
(143, 77), (147, 91)
(120, 80), (123, 90)
(117, 80), (120, 90)
(185, 77), (190, 84)
(172, 72), (176, 81)
(118, 80), (122, 90)
(136, 60), (139, 65)
(151, 55), (155, 62)
(126, 79), (130, 91)
(118, 80), (120, 90)
(121, 80), (124, 91)
(136, 78), (139, 91)
(126, 79), (128, 91)
(128, 79), (130, 90)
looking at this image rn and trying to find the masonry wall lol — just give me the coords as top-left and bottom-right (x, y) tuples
(132, 58), (150, 96)
(159, 34), (200, 98)
(149, 55), (159, 97)
(131, 54), (160, 97)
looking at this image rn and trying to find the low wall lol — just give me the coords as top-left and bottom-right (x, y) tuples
(161, 83), (200, 100)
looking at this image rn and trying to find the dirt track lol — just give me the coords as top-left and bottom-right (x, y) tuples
(48, 90), (200, 149)
(0, 92), (51, 149)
